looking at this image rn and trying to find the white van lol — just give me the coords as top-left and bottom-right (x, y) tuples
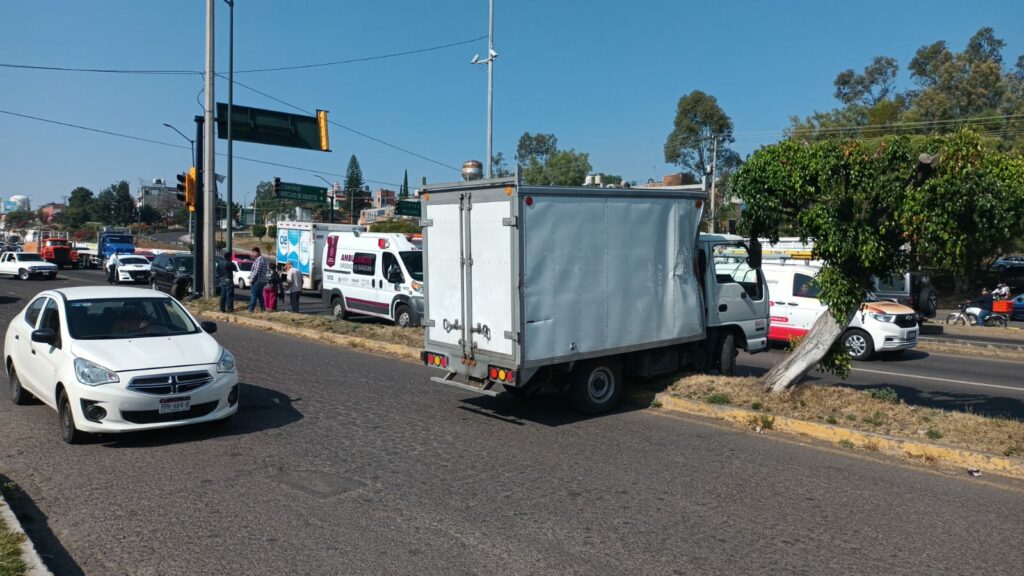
(320, 231), (423, 327)
(762, 262), (919, 360)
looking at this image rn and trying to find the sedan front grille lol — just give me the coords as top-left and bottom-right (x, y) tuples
(128, 371), (214, 395)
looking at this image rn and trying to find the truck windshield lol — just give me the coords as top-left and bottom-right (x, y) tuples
(400, 251), (423, 282)
(105, 235), (132, 244)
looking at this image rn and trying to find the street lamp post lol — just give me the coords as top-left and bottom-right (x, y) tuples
(470, 0), (497, 178)
(223, 0), (235, 260)
(314, 175), (336, 224)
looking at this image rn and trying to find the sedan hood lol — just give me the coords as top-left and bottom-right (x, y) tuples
(862, 301), (916, 315)
(70, 332), (220, 372)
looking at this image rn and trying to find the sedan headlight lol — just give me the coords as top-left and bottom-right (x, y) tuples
(217, 348), (236, 373)
(869, 312), (896, 323)
(74, 358), (120, 386)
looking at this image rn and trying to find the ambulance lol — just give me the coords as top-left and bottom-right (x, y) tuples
(762, 262), (919, 360)
(320, 231), (423, 328)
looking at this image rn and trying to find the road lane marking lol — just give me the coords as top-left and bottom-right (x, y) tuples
(854, 368), (1024, 392)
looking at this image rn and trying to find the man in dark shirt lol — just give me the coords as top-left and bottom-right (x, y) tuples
(971, 288), (993, 326)
(216, 256), (234, 313)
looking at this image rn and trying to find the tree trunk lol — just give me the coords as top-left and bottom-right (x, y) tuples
(762, 308), (853, 393)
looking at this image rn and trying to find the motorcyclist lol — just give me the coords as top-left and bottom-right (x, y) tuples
(970, 288), (994, 326)
(994, 283), (1010, 300)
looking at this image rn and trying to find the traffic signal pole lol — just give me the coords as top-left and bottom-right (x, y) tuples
(194, 115), (206, 296)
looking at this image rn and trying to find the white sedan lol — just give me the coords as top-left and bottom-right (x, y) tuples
(105, 254), (152, 284)
(0, 252), (58, 280)
(232, 260), (253, 289)
(4, 287), (239, 443)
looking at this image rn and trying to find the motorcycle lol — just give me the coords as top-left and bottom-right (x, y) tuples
(963, 302), (1009, 327)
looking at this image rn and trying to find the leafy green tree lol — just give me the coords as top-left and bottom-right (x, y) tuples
(252, 224), (267, 238)
(491, 152), (513, 177)
(92, 181), (136, 226)
(139, 204), (162, 225)
(833, 56), (900, 107)
(4, 209), (36, 229)
(254, 180), (286, 225)
(664, 90), (740, 177)
(370, 219), (420, 233)
(516, 133), (558, 166)
(62, 186), (96, 229)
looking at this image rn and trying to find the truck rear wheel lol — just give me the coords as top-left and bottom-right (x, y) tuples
(569, 359), (623, 414)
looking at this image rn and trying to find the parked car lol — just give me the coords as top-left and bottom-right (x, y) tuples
(1011, 294), (1024, 321)
(992, 256), (1024, 274)
(0, 252), (58, 280)
(105, 254), (152, 284)
(4, 287), (238, 443)
(872, 271), (938, 318)
(232, 260), (253, 289)
(150, 253), (195, 299)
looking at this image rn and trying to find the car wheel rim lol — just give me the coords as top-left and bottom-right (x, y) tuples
(846, 335), (866, 357)
(587, 367), (615, 403)
(399, 311), (410, 327)
(333, 304), (343, 318)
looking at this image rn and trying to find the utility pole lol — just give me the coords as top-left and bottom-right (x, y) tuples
(202, 0), (216, 297)
(225, 0), (234, 261)
(486, 0), (494, 178)
(709, 135), (718, 234)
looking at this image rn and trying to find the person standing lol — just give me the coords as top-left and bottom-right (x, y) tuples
(265, 265), (280, 311)
(285, 261), (304, 313)
(247, 247), (269, 312)
(216, 256), (234, 313)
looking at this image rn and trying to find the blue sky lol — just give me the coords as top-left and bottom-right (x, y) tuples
(1, 0), (1022, 207)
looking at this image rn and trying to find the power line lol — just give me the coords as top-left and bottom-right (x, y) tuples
(221, 74), (462, 172)
(0, 35), (487, 76)
(0, 108), (401, 187)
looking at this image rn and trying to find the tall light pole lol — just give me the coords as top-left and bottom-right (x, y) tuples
(471, 0), (497, 178)
(162, 123), (195, 166)
(223, 0), (234, 260)
(315, 175), (337, 224)
(203, 0), (216, 297)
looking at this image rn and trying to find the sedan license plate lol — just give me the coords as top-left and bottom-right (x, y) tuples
(159, 396), (191, 414)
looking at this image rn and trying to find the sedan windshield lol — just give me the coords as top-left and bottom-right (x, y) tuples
(67, 298), (199, 340)
(118, 257), (149, 266)
(16, 254), (44, 262)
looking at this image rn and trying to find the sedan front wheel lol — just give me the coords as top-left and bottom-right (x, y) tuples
(18, 269), (30, 281)
(58, 391), (85, 444)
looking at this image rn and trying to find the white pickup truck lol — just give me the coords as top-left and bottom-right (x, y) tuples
(0, 252), (59, 280)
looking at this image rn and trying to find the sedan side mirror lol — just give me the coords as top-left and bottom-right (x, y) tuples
(31, 328), (58, 345)
(200, 321), (218, 334)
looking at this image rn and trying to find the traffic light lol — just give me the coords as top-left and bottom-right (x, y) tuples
(273, 176), (281, 197)
(176, 168), (197, 212)
(316, 109), (330, 152)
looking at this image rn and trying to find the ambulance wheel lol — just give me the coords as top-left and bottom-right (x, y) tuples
(331, 295), (349, 320)
(570, 358), (623, 414)
(394, 304), (412, 328)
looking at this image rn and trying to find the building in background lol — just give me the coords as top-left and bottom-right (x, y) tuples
(38, 202), (65, 224)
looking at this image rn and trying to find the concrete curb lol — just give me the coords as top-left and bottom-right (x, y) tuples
(654, 393), (1024, 480)
(916, 338), (1024, 361)
(0, 490), (52, 576)
(194, 310), (422, 362)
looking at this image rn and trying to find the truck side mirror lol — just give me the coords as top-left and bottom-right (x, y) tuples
(748, 239), (762, 269)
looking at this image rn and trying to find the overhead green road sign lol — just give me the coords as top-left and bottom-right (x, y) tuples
(396, 199), (421, 217)
(216, 103), (330, 151)
(278, 182), (327, 203)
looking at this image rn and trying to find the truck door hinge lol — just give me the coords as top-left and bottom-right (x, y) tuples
(461, 257), (473, 266)
(425, 319), (436, 328)
(503, 330), (519, 342)
(419, 219), (433, 228)
(502, 217), (518, 227)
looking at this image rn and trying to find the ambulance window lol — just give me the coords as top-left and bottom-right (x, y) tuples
(792, 274), (820, 298)
(382, 252), (402, 282)
(353, 252), (376, 276)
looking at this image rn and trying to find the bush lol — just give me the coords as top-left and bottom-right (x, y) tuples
(267, 225), (277, 239)
(706, 392), (731, 405)
(866, 387), (899, 404)
(370, 219), (420, 234)
(252, 224), (267, 238)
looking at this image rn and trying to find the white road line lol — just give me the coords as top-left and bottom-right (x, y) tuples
(853, 367), (1024, 392)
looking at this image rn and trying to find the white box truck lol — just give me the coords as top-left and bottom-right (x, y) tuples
(276, 221), (365, 291)
(420, 178), (770, 413)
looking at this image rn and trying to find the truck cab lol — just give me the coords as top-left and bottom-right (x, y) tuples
(699, 234), (770, 357)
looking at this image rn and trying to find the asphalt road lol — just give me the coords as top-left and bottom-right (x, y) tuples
(0, 271), (1022, 575)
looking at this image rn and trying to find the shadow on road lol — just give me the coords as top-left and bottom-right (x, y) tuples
(0, 295), (21, 306)
(458, 384), (648, 427)
(0, 474), (85, 576)
(93, 382), (303, 448)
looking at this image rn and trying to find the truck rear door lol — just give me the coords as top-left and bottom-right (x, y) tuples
(424, 188), (516, 362)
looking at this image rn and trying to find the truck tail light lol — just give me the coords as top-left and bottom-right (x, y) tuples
(423, 352), (448, 368)
(488, 366), (516, 383)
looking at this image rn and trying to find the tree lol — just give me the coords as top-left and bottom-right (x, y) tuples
(4, 209), (36, 229)
(62, 186), (96, 229)
(516, 132), (558, 166)
(664, 90), (740, 177)
(491, 152), (513, 177)
(92, 181), (136, 226)
(833, 56), (900, 107)
(400, 170), (410, 199)
(344, 155), (364, 194)
(139, 204), (162, 225)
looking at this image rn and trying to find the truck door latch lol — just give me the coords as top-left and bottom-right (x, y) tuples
(442, 319), (463, 333)
(472, 323), (491, 340)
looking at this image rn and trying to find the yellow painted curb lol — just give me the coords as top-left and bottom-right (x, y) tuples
(654, 393), (1024, 480)
(195, 310), (421, 362)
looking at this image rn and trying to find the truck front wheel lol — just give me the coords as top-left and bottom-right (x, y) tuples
(570, 359), (623, 414)
(716, 332), (737, 376)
